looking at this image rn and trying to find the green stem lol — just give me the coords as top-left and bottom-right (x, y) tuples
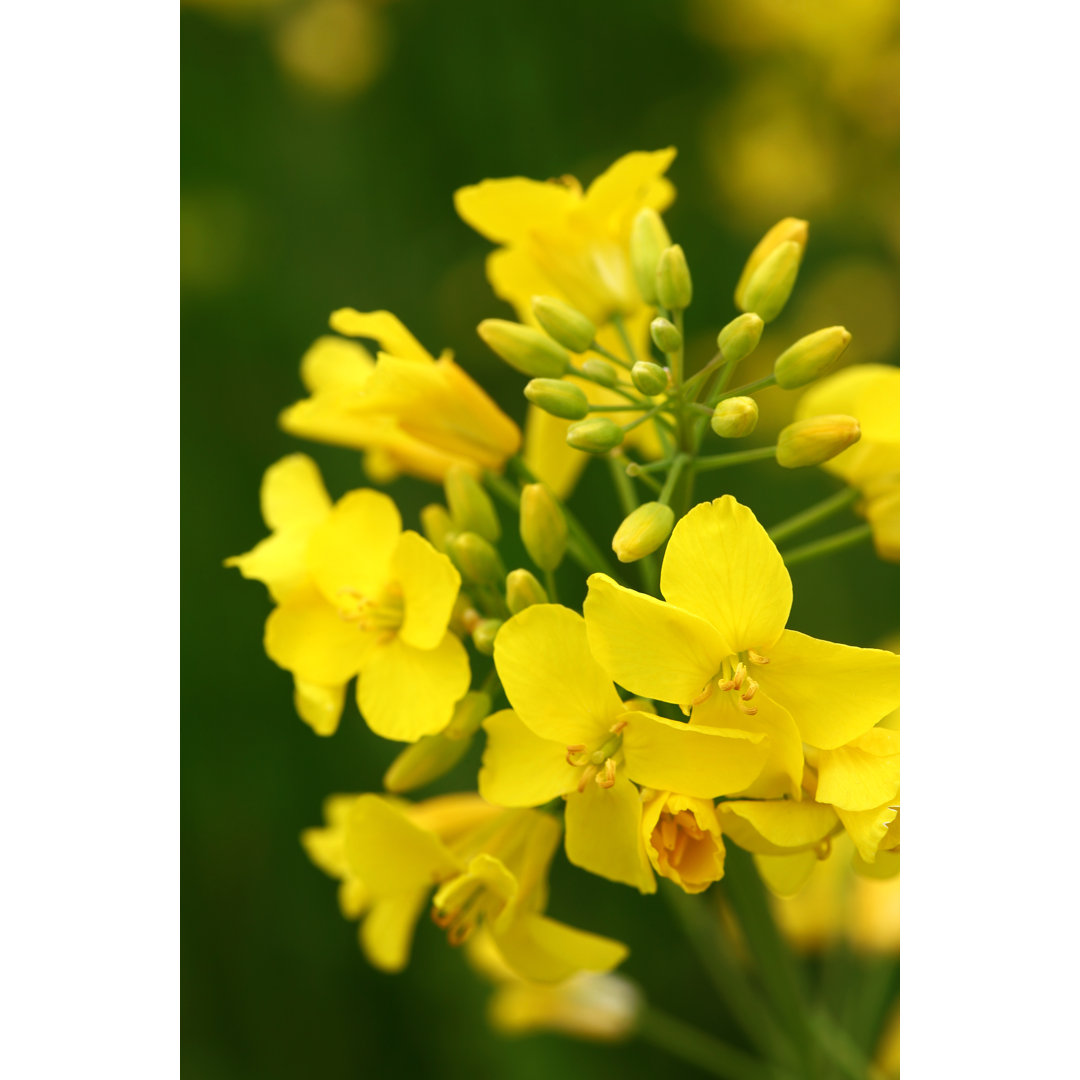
(610, 455), (658, 594)
(716, 373), (777, 403)
(781, 524), (873, 568)
(622, 404), (665, 435)
(658, 453), (690, 506)
(767, 488), (860, 545)
(682, 350), (723, 399)
(542, 568), (559, 604)
(695, 446), (777, 472)
(591, 341), (632, 369)
(588, 403), (658, 412)
(612, 313), (641, 366)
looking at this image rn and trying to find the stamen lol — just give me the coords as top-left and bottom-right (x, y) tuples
(577, 764), (599, 792)
(690, 683), (715, 706)
(737, 700), (758, 716)
(731, 662), (747, 690)
(669, 829), (690, 868)
(609, 719), (628, 735)
(748, 650), (770, 665)
(741, 679), (758, 701)
(660, 818), (678, 851)
(596, 759), (617, 788)
(717, 679), (736, 692)
(565, 744), (586, 765)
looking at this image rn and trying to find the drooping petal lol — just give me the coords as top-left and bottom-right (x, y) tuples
(718, 800), (839, 856)
(454, 177), (579, 245)
(660, 496), (792, 654)
(754, 851), (820, 898)
(478, 711), (580, 808)
(391, 531), (461, 650)
(259, 453), (333, 531)
(565, 774), (655, 893)
(620, 711), (768, 798)
(359, 891), (429, 973)
(813, 728), (900, 811)
(225, 528), (313, 603)
(293, 678), (347, 736)
(836, 803), (899, 863)
(328, 308), (435, 364)
(264, 586), (372, 685)
(308, 489), (402, 602)
(757, 630), (901, 749)
(583, 147), (677, 225)
(493, 913), (630, 984)
(494, 604), (623, 745)
(357, 633), (471, 742)
(583, 575), (725, 705)
(298, 336), (375, 394)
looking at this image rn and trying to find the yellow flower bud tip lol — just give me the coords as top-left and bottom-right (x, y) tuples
(611, 502), (675, 563)
(776, 414), (862, 468)
(649, 317), (682, 355)
(531, 295), (596, 354)
(716, 312), (765, 367)
(630, 207), (672, 305)
(471, 618), (502, 656)
(383, 729), (474, 793)
(566, 417), (625, 454)
(738, 240), (802, 324)
(580, 358), (618, 387)
(773, 326), (853, 390)
(710, 396), (759, 439)
(444, 463), (501, 543)
(519, 483), (568, 571)
(505, 568), (549, 614)
(477, 319), (570, 378)
(419, 503), (454, 553)
(656, 244), (692, 311)
(523, 378), (589, 421)
(631, 360), (669, 396)
(734, 217), (809, 310)
(448, 531), (505, 586)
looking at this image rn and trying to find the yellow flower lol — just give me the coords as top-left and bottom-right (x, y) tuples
(479, 604), (770, 893)
(584, 496), (900, 799)
(641, 791), (726, 894)
(796, 364), (899, 560)
(304, 792), (628, 982)
(280, 310), (521, 483)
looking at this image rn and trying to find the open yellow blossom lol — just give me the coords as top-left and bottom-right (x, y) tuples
(480, 604), (769, 893)
(243, 479), (469, 741)
(796, 364), (899, 560)
(584, 496), (900, 799)
(307, 792), (628, 982)
(281, 310), (520, 482)
(641, 791), (726, 894)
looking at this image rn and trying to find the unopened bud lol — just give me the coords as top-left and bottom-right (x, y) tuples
(711, 397), (759, 438)
(566, 417), (625, 454)
(532, 296), (596, 353)
(630, 208), (672, 305)
(478, 319), (570, 378)
(716, 313), (765, 367)
(444, 464), (500, 542)
(524, 378), (589, 420)
(738, 241), (802, 324)
(773, 326), (852, 389)
(777, 415), (861, 468)
(631, 360), (668, 396)
(443, 689), (493, 740)
(520, 483), (568, 571)
(448, 531), (505, 586)
(383, 706), (481, 791)
(505, 568), (549, 614)
(420, 503), (454, 553)
(734, 218), (809, 311)
(656, 244), (692, 311)
(581, 358), (618, 387)
(611, 502), (675, 563)
(650, 317), (682, 355)
(472, 619), (502, 656)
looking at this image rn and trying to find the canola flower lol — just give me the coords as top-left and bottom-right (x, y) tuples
(228, 148), (900, 1079)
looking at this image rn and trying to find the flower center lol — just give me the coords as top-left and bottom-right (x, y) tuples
(430, 876), (502, 946)
(651, 809), (707, 874)
(689, 650), (771, 714)
(336, 584), (404, 634)
(564, 720), (627, 792)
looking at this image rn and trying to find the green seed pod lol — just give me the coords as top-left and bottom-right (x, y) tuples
(444, 464), (500, 542)
(505, 568), (549, 614)
(630, 208), (672, 305)
(738, 241), (802, 324)
(734, 218), (809, 311)
(656, 244), (692, 311)
(448, 531), (505, 586)
(519, 483), (568, 571)
(716, 313), (765, 367)
(471, 619), (502, 656)
(531, 295), (596, 353)
(524, 377), (589, 420)
(710, 397), (759, 438)
(611, 502), (676, 563)
(650, 317), (682, 355)
(773, 326), (853, 389)
(631, 360), (668, 396)
(566, 417), (625, 454)
(776, 415), (861, 468)
(477, 319), (570, 378)
(419, 503), (454, 553)
(580, 358), (618, 387)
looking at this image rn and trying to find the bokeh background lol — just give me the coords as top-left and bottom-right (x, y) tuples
(182, 0), (899, 1075)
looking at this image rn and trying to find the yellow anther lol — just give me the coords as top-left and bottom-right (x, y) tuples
(660, 818), (678, 851)
(610, 718), (628, 734)
(577, 764), (599, 792)
(748, 650), (770, 665)
(565, 744), (586, 765)
(596, 759), (617, 788)
(690, 683), (716, 706)
(669, 829), (690, 868)
(738, 700), (759, 716)
(717, 678), (736, 692)
(741, 679), (758, 701)
(731, 662), (747, 690)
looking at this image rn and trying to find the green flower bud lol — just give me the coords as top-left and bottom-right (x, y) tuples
(580, 358), (618, 387)
(611, 502), (675, 563)
(443, 690), (493, 740)
(524, 378), (589, 420)
(656, 244), (693, 311)
(773, 326), (852, 390)
(734, 218), (809, 311)
(566, 417), (625, 453)
(650, 317), (682, 355)
(711, 397), (759, 438)
(448, 531), (505, 586)
(471, 619), (502, 656)
(716, 313), (765, 367)
(738, 241), (802, 324)
(776, 415), (861, 468)
(531, 295), (596, 353)
(420, 503), (454, 553)
(444, 464), (500, 542)
(505, 568), (549, 614)
(519, 483), (567, 571)
(631, 360), (668, 395)
(478, 319), (570, 378)
(630, 208), (671, 305)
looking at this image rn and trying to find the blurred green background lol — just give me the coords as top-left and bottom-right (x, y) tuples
(182, 0), (898, 1075)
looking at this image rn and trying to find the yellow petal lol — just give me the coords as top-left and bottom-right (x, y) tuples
(308, 489), (402, 602)
(660, 496), (791, 654)
(757, 631), (900, 749)
(564, 773), (655, 893)
(299, 335), (374, 394)
(621, 711), (768, 798)
(718, 800), (839, 855)
(583, 575), (725, 705)
(814, 728), (900, 811)
(754, 851), (820, 898)
(486, 246), (563, 321)
(494, 912), (629, 984)
(260, 453), (332, 531)
(390, 531), (461, 650)
(359, 891), (428, 973)
(836, 802), (899, 863)
(357, 633), (471, 742)
(328, 308), (435, 364)
(225, 529), (313, 603)
(583, 147), (677, 224)
(641, 792), (725, 895)
(454, 177), (579, 245)
(494, 604), (623, 745)
(264, 585), (372, 685)
(478, 710), (579, 807)
(293, 678), (347, 736)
